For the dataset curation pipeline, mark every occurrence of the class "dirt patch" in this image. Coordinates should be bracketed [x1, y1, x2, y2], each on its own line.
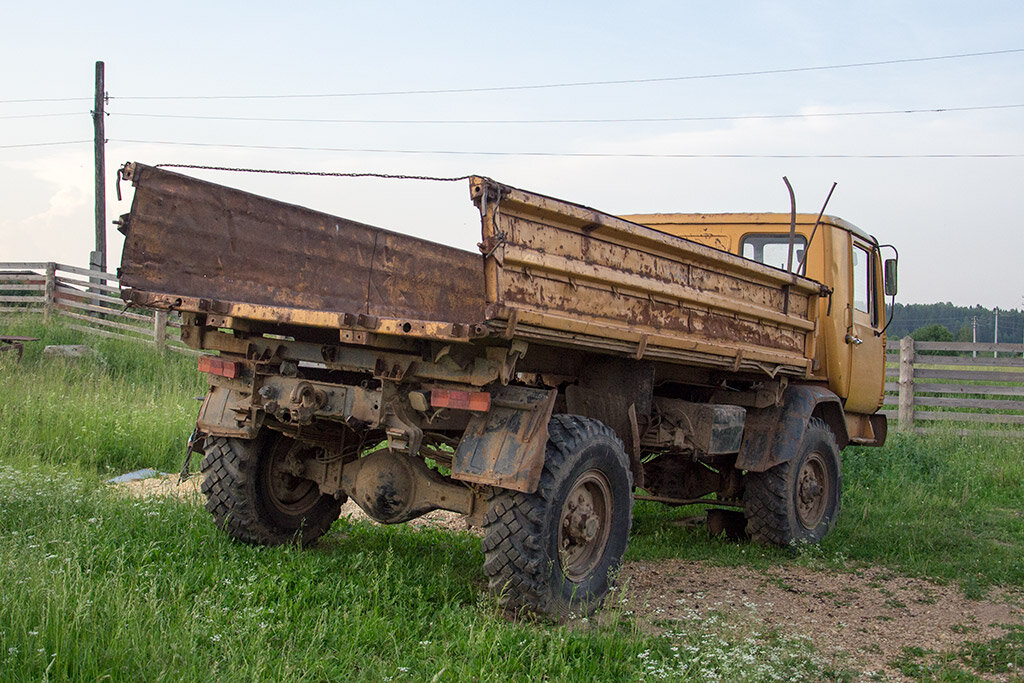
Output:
[111, 473, 479, 535]
[618, 560, 1024, 679]
[114, 473, 205, 504]
[113, 474, 1023, 679]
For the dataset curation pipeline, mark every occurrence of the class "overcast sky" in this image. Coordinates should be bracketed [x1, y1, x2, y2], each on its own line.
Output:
[2, 1, 1022, 309]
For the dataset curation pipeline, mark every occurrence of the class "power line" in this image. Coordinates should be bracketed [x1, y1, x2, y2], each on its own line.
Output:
[110, 138, 1024, 158]
[108, 48, 1024, 101]
[5, 48, 1022, 107]
[0, 112, 86, 120]
[0, 96, 91, 105]
[108, 103, 1024, 126]
[0, 140, 91, 150]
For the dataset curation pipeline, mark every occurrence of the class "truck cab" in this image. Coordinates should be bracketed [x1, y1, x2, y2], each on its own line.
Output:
[620, 212, 891, 446]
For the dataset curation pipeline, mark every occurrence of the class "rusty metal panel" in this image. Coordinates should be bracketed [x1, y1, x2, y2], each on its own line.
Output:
[119, 163, 485, 328]
[452, 385, 557, 493]
[470, 177, 820, 376]
[196, 384, 259, 439]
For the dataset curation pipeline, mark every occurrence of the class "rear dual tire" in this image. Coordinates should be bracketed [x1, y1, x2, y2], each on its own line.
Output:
[200, 431, 342, 546]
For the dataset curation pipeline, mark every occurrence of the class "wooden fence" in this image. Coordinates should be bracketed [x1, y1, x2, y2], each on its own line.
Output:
[0, 261, 190, 352]
[5, 262, 1024, 436]
[883, 338, 1024, 437]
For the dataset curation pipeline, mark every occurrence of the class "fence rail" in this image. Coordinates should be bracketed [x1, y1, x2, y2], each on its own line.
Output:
[0, 261, 190, 353]
[883, 337, 1024, 437]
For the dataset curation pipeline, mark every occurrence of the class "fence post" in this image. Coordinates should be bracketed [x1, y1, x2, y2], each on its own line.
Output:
[42, 262, 57, 323]
[153, 310, 168, 353]
[898, 335, 915, 432]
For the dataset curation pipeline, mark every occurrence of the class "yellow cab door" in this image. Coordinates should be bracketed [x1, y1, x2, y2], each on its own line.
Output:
[844, 238, 886, 413]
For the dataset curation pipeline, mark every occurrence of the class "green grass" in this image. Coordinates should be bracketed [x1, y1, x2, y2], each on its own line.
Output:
[0, 315, 203, 474]
[0, 462, 844, 681]
[887, 626, 1024, 681]
[0, 317, 845, 681]
[627, 432, 1024, 595]
[1, 316, 1022, 680]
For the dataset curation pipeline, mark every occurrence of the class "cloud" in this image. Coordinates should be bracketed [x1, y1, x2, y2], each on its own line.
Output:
[1, 150, 93, 265]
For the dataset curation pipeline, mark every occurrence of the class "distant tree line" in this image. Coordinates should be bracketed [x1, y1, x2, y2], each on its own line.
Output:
[883, 302, 1024, 343]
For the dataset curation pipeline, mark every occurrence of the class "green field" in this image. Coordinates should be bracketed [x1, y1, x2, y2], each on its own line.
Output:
[1, 316, 1022, 681]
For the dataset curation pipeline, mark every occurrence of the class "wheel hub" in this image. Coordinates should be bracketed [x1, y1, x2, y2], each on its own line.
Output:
[264, 441, 321, 515]
[795, 453, 828, 529]
[557, 470, 613, 582]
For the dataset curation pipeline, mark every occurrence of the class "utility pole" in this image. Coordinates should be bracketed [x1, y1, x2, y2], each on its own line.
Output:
[972, 316, 977, 358]
[91, 60, 106, 275]
[993, 307, 999, 359]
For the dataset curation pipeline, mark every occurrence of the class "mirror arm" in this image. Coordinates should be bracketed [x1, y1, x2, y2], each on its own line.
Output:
[876, 244, 900, 337]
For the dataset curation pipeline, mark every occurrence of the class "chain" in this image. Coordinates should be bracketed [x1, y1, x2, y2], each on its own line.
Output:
[153, 163, 474, 183]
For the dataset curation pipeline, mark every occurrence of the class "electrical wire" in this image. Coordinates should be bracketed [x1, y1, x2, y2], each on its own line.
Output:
[107, 48, 1024, 101]
[5, 48, 1022, 106]
[0, 112, 86, 120]
[0, 96, 91, 105]
[107, 103, 1024, 125]
[0, 140, 91, 150]
[109, 138, 1024, 158]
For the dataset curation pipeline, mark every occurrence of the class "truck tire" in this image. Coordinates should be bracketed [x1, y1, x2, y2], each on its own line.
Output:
[743, 417, 842, 546]
[482, 415, 634, 619]
[200, 432, 343, 546]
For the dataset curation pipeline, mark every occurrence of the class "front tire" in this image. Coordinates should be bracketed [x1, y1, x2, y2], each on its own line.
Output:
[744, 418, 842, 546]
[200, 431, 343, 546]
[482, 415, 634, 618]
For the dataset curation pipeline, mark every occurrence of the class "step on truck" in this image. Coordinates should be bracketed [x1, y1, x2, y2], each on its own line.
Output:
[117, 163, 896, 618]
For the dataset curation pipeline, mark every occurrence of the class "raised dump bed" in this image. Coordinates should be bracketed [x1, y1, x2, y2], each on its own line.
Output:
[119, 163, 822, 378]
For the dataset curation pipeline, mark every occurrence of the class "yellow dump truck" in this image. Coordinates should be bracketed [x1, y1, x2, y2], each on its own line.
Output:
[117, 163, 896, 617]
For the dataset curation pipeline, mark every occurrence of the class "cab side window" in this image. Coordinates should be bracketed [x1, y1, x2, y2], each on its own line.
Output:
[852, 243, 876, 324]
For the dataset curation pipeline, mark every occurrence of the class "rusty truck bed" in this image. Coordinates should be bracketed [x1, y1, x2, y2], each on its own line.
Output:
[119, 163, 824, 377]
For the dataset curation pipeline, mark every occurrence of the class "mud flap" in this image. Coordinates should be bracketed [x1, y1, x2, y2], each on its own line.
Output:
[196, 385, 259, 439]
[735, 384, 845, 472]
[452, 386, 557, 493]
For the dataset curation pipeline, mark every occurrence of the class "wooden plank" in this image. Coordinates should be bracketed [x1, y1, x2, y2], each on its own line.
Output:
[167, 343, 201, 356]
[914, 411, 1024, 425]
[884, 382, 899, 392]
[0, 295, 45, 303]
[54, 276, 121, 297]
[0, 283, 45, 291]
[915, 396, 1024, 411]
[913, 368, 1024, 382]
[57, 297, 154, 323]
[55, 263, 119, 282]
[887, 340, 1024, 353]
[915, 427, 1024, 439]
[56, 284, 123, 307]
[909, 355, 1024, 368]
[65, 323, 152, 344]
[0, 305, 43, 313]
[60, 310, 155, 336]
[912, 382, 1024, 397]
[914, 341, 1024, 353]
[898, 335, 915, 431]
[0, 262, 48, 269]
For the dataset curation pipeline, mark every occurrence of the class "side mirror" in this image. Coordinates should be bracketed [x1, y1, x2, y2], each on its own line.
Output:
[883, 258, 898, 296]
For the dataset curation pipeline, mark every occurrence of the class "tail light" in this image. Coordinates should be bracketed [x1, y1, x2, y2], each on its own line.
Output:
[430, 389, 490, 412]
[198, 355, 242, 379]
